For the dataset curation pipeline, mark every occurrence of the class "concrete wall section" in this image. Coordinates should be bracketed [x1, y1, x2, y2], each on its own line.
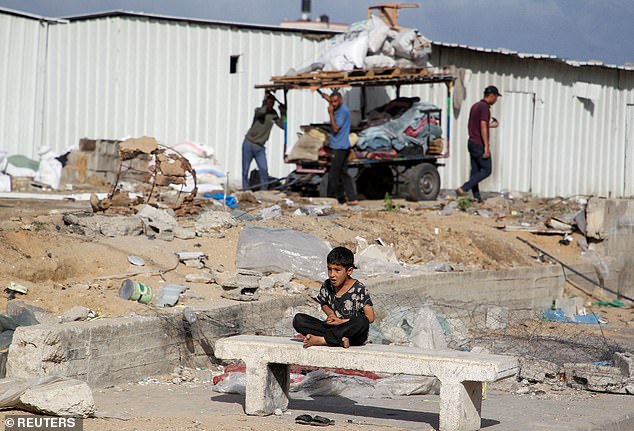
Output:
[6, 295, 307, 387]
[367, 265, 565, 313]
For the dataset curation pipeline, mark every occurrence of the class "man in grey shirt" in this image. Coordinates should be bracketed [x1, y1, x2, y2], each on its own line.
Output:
[242, 93, 285, 190]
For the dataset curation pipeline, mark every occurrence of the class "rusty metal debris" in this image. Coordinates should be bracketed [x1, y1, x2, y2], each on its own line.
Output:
[90, 136, 198, 214]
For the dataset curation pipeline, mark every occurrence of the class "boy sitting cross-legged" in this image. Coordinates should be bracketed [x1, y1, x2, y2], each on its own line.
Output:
[293, 246, 375, 348]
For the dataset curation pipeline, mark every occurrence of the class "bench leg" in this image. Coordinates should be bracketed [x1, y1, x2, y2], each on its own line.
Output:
[439, 380, 482, 431]
[244, 362, 289, 416]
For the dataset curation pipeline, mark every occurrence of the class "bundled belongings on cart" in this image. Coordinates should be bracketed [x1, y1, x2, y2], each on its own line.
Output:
[287, 96, 444, 163]
[356, 99, 442, 154]
[288, 15, 432, 74]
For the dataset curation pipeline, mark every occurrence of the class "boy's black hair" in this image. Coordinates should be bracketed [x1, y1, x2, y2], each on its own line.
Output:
[327, 246, 356, 269]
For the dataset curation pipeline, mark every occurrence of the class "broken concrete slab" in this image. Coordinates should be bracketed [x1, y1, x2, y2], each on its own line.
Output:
[518, 357, 561, 383]
[564, 362, 632, 394]
[221, 290, 260, 302]
[19, 378, 95, 417]
[185, 272, 215, 284]
[60, 306, 93, 323]
[258, 272, 294, 292]
[195, 210, 236, 234]
[614, 352, 634, 378]
[63, 213, 144, 237]
[136, 205, 195, 240]
[221, 274, 260, 290]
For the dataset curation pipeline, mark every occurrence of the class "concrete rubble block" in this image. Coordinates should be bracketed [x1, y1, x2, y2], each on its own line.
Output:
[185, 272, 215, 284]
[195, 210, 237, 234]
[221, 274, 261, 290]
[136, 205, 195, 240]
[518, 357, 561, 383]
[7, 300, 56, 326]
[564, 362, 631, 394]
[258, 272, 294, 291]
[63, 213, 143, 237]
[19, 379, 95, 418]
[614, 352, 634, 378]
[585, 197, 608, 240]
[61, 306, 92, 323]
[6, 316, 183, 387]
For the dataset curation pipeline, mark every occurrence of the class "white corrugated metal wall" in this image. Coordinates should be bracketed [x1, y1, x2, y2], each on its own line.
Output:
[0, 12, 47, 158]
[42, 16, 329, 181]
[430, 46, 634, 198]
[2, 9, 634, 197]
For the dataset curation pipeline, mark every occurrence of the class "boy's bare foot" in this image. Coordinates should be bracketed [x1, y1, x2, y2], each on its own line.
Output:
[456, 187, 466, 196]
[346, 200, 359, 206]
[303, 334, 328, 348]
[341, 337, 350, 348]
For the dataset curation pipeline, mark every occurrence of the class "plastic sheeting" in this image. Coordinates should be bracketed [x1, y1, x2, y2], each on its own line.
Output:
[236, 225, 330, 281]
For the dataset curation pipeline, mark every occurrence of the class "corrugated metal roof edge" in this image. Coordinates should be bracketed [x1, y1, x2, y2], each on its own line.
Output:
[0, 6, 66, 23]
[60, 9, 340, 35]
[433, 42, 634, 73]
[2, 7, 632, 73]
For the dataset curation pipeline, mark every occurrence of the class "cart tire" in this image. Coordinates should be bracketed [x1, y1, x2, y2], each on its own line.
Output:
[318, 174, 329, 198]
[406, 163, 440, 201]
[357, 166, 394, 200]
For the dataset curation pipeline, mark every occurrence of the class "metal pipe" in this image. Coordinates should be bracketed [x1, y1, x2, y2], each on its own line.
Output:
[516, 236, 633, 303]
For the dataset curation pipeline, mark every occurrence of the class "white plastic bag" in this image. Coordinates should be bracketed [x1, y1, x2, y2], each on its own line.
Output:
[34, 147, 62, 189]
[393, 29, 417, 59]
[320, 32, 369, 71]
[236, 225, 330, 281]
[364, 54, 396, 69]
[366, 16, 390, 54]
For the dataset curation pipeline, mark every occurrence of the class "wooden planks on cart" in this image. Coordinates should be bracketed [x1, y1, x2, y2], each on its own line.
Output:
[257, 67, 455, 90]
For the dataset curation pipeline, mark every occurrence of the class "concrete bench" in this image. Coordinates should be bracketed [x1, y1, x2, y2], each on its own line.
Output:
[215, 335, 518, 431]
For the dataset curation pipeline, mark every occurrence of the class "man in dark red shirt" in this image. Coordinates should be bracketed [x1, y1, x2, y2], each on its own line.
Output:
[457, 86, 501, 202]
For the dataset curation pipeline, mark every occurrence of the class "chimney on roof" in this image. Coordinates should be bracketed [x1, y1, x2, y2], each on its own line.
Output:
[301, 0, 311, 21]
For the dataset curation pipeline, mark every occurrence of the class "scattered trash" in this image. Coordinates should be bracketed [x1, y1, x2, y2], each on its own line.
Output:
[236, 226, 330, 281]
[155, 284, 186, 307]
[259, 205, 282, 220]
[295, 414, 335, 426]
[6, 282, 27, 295]
[439, 201, 457, 216]
[203, 192, 238, 208]
[118, 279, 153, 305]
[127, 255, 145, 266]
[231, 209, 260, 222]
[543, 309, 606, 325]
[593, 299, 626, 308]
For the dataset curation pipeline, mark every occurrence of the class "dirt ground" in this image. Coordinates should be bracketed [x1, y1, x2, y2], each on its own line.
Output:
[0, 191, 589, 318]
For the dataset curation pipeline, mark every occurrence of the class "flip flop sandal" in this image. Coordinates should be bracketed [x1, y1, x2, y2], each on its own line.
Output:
[311, 415, 335, 426]
[295, 414, 313, 425]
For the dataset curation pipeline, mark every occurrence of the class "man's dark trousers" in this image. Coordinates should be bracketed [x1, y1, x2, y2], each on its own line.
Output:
[461, 140, 492, 201]
[327, 149, 357, 203]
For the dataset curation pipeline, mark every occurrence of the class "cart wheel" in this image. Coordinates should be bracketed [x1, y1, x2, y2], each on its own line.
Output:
[406, 163, 440, 201]
[357, 166, 394, 200]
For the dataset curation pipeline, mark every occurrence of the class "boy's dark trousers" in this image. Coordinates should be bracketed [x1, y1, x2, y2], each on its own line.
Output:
[293, 313, 369, 346]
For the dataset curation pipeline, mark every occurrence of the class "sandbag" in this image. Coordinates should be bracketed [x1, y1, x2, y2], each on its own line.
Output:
[288, 134, 322, 162]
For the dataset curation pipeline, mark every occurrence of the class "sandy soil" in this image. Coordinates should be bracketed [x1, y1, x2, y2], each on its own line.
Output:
[0, 192, 592, 318]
